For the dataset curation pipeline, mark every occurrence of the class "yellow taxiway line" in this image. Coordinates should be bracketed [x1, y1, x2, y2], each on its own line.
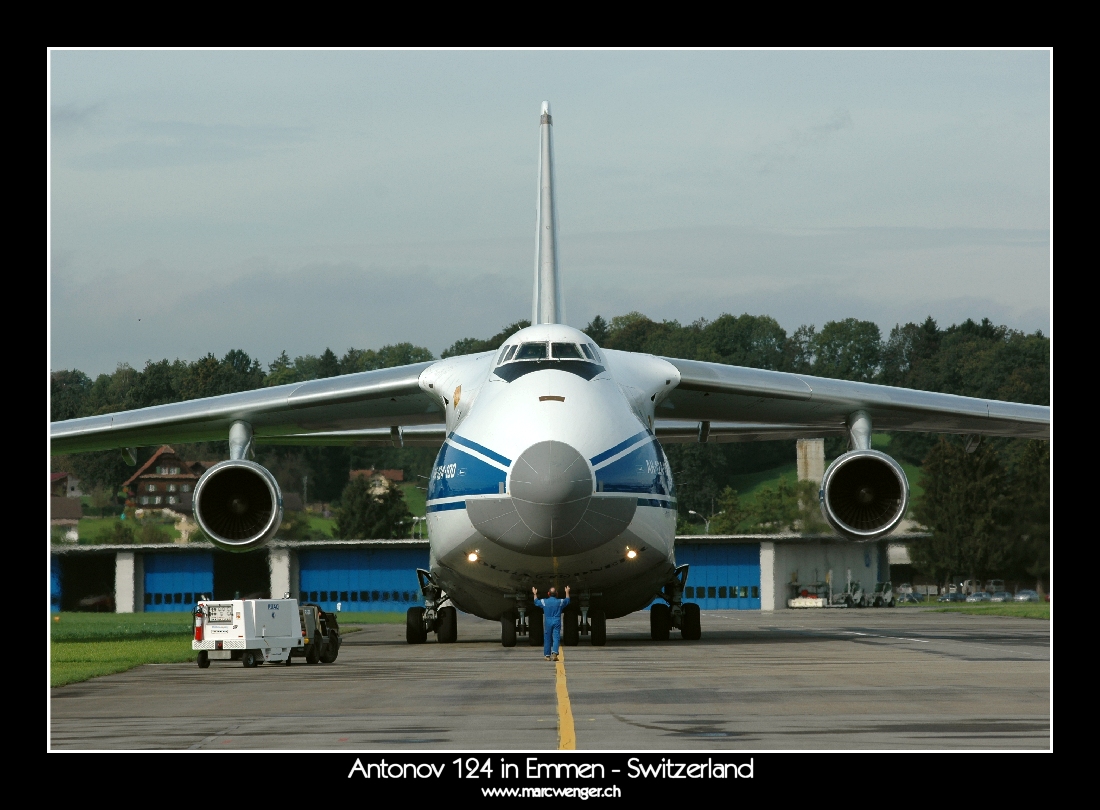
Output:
[555, 649, 576, 750]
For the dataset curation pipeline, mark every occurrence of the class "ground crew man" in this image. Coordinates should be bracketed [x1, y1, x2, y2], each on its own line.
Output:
[532, 585, 571, 661]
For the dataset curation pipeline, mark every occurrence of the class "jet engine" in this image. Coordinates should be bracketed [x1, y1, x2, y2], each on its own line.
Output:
[819, 449, 909, 541]
[193, 460, 283, 553]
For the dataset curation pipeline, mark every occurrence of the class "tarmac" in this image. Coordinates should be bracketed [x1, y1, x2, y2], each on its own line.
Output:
[49, 608, 1050, 750]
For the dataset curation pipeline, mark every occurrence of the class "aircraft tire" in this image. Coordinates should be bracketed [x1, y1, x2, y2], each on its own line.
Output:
[501, 611, 517, 647]
[650, 603, 671, 641]
[681, 603, 701, 641]
[562, 611, 579, 646]
[406, 607, 427, 644]
[590, 610, 606, 646]
[528, 607, 544, 647]
[437, 606, 458, 643]
[197, 651, 210, 669]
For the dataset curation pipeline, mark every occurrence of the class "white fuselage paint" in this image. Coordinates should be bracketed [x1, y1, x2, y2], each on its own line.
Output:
[418, 323, 682, 620]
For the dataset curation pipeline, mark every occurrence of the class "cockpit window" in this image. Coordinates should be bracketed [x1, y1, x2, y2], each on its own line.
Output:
[502, 345, 517, 363]
[551, 342, 584, 360]
[587, 344, 602, 362]
[514, 342, 549, 360]
[496, 345, 511, 364]
[580, 344, 594, 360]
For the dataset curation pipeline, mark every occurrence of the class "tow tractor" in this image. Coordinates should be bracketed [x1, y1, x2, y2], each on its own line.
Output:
[193, 597, 341, 668]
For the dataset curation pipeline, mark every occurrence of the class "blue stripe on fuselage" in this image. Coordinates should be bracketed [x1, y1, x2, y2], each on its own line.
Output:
[595, 439, 676, 496]
[429, 442, 507, 500]
[427, 501, 467, 513]
[589, 430, 650, 467]
[447, 433, 511, 467]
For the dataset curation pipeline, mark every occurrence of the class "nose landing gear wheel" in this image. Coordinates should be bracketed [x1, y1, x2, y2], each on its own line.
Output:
[501, 611, 517, 647]
[680, 603, 701, 640]
[436, 606, 458, 643]
[406, 607, 427, 644]
[528, 607, 544, 647]
[562, 611, 580, 646]
[650, 603, 671, 641]
[590, 610, 606, 646]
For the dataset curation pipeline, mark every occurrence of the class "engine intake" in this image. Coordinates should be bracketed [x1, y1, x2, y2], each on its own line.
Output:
[819, 449, 909, 541]
[193, 460, 283, 553]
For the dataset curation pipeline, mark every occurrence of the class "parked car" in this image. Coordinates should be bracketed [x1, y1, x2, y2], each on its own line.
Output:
[937, 592, 967, 603]
[897, 593, 923, 604]
[990, 591, 1014, 602]
[1014, 589, 1040, 602]
[965, 591, 992, 603]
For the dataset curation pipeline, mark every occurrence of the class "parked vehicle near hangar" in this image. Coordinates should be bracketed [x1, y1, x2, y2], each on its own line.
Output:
[1014, 589, 1040, 602]
[870, 581, 896, 607]
[193, 598, 341, 668]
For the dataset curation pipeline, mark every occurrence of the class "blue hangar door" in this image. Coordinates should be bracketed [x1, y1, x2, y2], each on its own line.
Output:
[144, 552, 214, 612]
[675, 543, 761, 609]
[299, 548, 430, 612]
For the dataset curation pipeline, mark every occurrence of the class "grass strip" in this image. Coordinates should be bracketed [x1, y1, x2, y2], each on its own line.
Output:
[51, 636, 194, 687]
[928, 602, 1049, 620]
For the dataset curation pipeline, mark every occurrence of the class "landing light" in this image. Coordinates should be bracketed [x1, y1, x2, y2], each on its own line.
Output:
[467, 552, 479, 563]
[626, 548, 637, 559]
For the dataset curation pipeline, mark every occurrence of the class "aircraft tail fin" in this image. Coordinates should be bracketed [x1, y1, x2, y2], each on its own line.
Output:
[533, 101, 563, 325]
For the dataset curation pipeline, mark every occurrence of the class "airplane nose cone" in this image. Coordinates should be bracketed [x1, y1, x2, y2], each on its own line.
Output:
[465, 441, 638, 557]
[510, 441, 592, 531]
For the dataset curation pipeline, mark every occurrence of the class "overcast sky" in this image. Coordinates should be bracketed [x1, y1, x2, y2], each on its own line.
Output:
[49, 50, 1051, 377]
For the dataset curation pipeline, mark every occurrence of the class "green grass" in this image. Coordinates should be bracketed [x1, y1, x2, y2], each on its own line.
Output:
[50, 613, 195, 687]
[74, 516, 182, 544]
[333, 612, 405, 624]
[307, 515, 336, 537]
[928, 602, 1049, 620]
[52, 636, 194, 687]
[400, 483, 427, 517]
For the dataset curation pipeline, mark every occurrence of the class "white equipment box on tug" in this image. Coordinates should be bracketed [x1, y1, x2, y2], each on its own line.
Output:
[193, 598, 304, 668]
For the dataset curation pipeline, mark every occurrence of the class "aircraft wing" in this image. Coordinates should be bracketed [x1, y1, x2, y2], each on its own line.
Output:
[50, 361, 445, 455]
[656, 357, 1049, 439]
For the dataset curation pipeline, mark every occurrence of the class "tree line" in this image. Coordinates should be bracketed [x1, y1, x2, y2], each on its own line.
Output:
[50, 311, 1048, 587]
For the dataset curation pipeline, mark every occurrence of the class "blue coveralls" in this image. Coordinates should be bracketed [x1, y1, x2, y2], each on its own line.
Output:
[534, 595, 570, 656]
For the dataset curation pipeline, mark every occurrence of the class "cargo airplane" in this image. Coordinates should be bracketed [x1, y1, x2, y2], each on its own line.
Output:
[50, 103, 1050, 647]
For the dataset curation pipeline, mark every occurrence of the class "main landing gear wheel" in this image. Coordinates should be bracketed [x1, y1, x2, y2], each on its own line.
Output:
[650, 603, 671, 641]
[562, 611, 580, 646]
[197, 651, 210, 669]
[681, 603, 701, 640]
[528, 607, 544, 647]
[590, 610, 606, 647]
[501, 611, 517, 647]
[436, 606, 458, 644]
[406, 607, 427, 644]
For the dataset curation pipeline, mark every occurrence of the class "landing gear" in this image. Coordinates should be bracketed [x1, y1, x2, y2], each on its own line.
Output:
[652, 564, 701, 641]
[408, 569, 460, 644]
[436, 606, 458, 644]
[406, 607, 427, 644]
[590, 610, 607, 647]
[562, 609, 579, 646]
[501, 610, 517, 647]
[650, 603, 671, 641]
[681, 603, 701, 641]
[528, 606, 544, 647]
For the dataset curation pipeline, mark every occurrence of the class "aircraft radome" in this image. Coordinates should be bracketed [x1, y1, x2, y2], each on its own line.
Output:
[51, 102, 1050, 647]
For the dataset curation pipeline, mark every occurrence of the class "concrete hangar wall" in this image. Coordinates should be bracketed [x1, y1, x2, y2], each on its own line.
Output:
[52, 534, 897, 615]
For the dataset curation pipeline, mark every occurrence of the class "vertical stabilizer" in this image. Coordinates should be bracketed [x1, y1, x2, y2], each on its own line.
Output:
[533, 101, 563, 325]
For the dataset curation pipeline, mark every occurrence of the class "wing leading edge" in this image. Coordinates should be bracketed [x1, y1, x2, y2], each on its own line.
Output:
[50, 361, 444, 455]
[656, 357, 1049, 440]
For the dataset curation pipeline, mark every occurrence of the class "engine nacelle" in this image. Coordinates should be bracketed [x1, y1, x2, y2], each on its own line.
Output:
[819, 449, 909, 541]
[193, 460, 283, 553]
